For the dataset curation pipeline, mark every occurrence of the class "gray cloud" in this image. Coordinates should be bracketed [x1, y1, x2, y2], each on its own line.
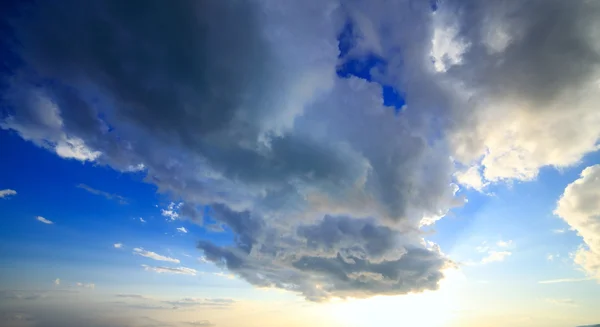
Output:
[183, 321, 214, 327]
[6, 0, 596, 302]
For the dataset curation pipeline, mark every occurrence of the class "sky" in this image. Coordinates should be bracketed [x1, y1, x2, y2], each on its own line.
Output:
[1, 0, 600, 326]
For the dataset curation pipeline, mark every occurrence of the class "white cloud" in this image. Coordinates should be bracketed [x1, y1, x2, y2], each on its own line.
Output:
[36, 216, 53, 224]
[54, 278, 60, 285]
[545, 298, 576, 306]
[0, 189, 17, 198]
[133, 248, 180, 263]
[481, 251, 512, 264]
[161, 202, 182, 221]
[176, 227, 188, 233]
[455, 166, 487, 191]
[553, 229, 567, 234]
[555, 165, 600, 280]
[75, 282, 95, 289]
[113, 243, 123, 249]
[141, 265, 197, 276]
[497, 240, 513, 248]
[139, 217, 146, 223]
[213, 272, 235, 279]
[547, 254, 555, 262]
[538, 277, 592, 284]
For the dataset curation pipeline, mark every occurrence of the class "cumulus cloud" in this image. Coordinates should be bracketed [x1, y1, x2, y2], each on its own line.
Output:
[2, 0, 600, 301]
[133, 248, 180, 264]
[0, 189, 17, 198]
[77, 184, 128, 204]
[114, 243, 123, 249]
[555, 165, 600, 280]
[141, 265, 197, 276]
[36, 216, 53, 224]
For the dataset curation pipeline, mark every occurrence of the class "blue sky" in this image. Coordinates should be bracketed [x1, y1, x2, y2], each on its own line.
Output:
[2, 1, 600, 327]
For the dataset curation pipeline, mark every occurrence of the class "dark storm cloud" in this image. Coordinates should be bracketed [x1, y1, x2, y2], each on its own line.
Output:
[1, 0, 461, 300]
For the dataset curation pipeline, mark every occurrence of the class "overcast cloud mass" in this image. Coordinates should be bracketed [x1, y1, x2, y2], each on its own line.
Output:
[2, 0, 600, 310]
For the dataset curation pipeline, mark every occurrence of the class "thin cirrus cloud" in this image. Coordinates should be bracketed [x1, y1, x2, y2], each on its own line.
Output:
[76, 184, 128, 205]
[538, 277, 593, 284]
[141, 265, 197, 276]
[133, 248, 180, 264]
[35, 216, 53, 225]
[0, 189, 17, 198]
[176, 227, 188, 234]
[2, 0, 600, 302]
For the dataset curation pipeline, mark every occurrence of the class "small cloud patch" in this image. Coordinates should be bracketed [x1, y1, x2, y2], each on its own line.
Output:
[36, 216, 53, 224]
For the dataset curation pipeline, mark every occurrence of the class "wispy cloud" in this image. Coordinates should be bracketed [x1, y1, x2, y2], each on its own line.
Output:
[497, 240, 513, 247]
[552, 228, 567, 234]
[141, 265, 197, 276]
[0, 189, 17, 198]
[545, 298, 577, 306]
[164, 298, 235, 308]
[75, 282, 95, 289]
[115, 294, 151, 299]
[140, 217, 146, 223]
[538, 277, 592, 284]
[176, 227, 188, 233]
[77, 184, 128, 204]
[54, 278, 60, 285]
[133, 248, 180, 263]
[481, 251, 512, 264]
[114, 243, 123, 249]
[213, 272, 235, 279]
[36, 216, 53, 224]
[184, 321, 215, 327]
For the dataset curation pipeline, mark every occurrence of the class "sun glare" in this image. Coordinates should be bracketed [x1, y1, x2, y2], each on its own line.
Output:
[327, 269, 466, 327]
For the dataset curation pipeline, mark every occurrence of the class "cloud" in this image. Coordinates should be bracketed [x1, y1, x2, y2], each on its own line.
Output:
[115, 294, 150, 299]
[553, 229, 567, 234]
[545, 298, 577, 307]
[164, 298, 234, 308]
[555, 165, 600, 280]
[496, 240, 513, 248]
[77, 183, 128, 204]
[141, 265, 197, 276]
[162, 202, 182, 221]
[184, 321, 215, 327]
[54, 278, 60, 285]
[213, 272, 235, 280]
[481, 251, 511, 264]
[114, 243, 123, 249]
[176, 227, 188, 234]
[36, 216, 53, 224]
[0, 189, 17, 198]
[3, 0, 599, 301]
[538, 277, 592, 284]
[75, 282, 95, 289]
[133, 248, 180, 264]
[140, 217, 146, 223]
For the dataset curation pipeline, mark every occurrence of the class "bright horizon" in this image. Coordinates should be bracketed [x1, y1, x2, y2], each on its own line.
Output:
[1, 1, 600, 326]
